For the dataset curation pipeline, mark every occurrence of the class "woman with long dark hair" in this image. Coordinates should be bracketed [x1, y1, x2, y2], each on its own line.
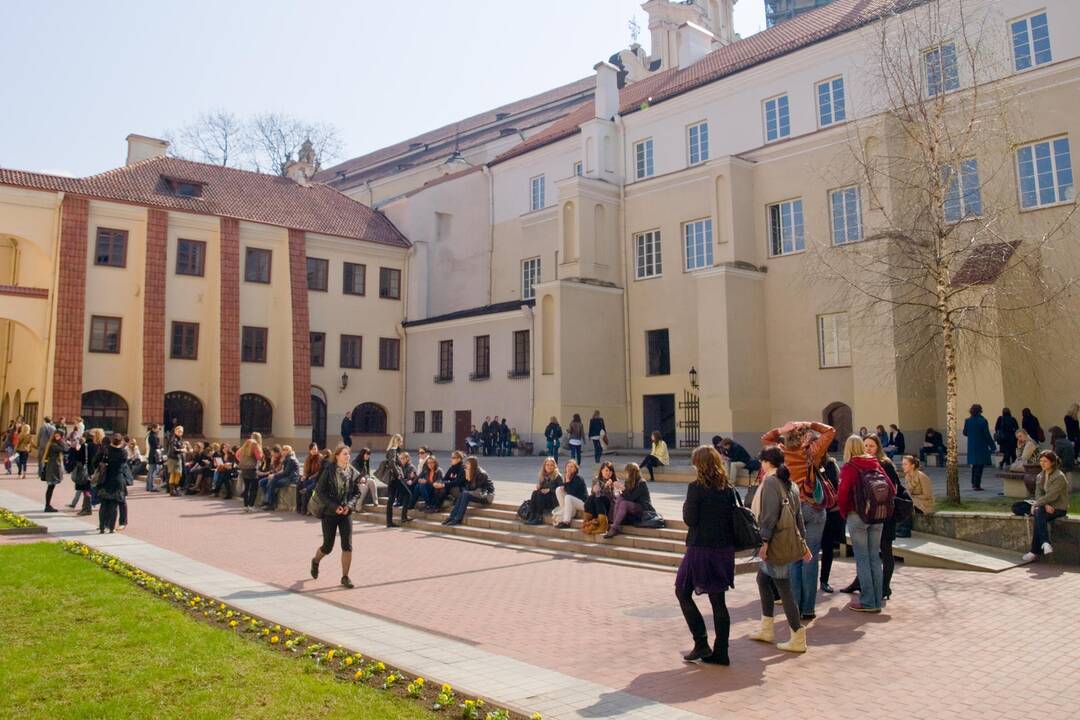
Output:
[96, 433, 128, 534]
[383, 434, 411, 528]
[443, 456, 494, 526]
[567, 413, 585, 465]
[40, 429, 66, 512]
[676, 445, 737, 665]
[310, 444, 360, 588]
[603, 463, 653, 538]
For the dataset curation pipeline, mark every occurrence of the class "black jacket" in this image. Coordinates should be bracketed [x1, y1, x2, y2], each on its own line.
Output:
[621, 480, 654, 512]
[443, 462, 466, 490]
[544, 423, 562, 441]
[97, 444, 128, 501]
[683, 484, 736, 548]
[1066, 415, 1080, 444]
[465, 469, 494, 496]
[587, 417, 606, 438]
[314, 462, 360, 517]
[889, 431, 906, 453]
[562, 474, 587, 501]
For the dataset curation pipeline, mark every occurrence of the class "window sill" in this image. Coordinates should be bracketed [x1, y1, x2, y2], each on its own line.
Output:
[634, 273, 663, 281]
[469, 373, 490, 381]
[507, 370, 530, 380]
[433, 375, 453, 384]
[819, 364, 852, 370]
[1019, 199, 1075, 214]
[767, 248, 807, 259]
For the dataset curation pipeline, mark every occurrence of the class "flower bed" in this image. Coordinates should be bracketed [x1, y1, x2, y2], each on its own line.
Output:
[59, 540, 540, 720]
[0, 507, 46, 535]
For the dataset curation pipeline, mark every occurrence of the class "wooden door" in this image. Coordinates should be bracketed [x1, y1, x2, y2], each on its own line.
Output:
[454, 411, 471, 452]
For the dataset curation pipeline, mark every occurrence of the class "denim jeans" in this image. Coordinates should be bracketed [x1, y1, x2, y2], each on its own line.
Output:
[262, 476, 292, 508]
[448, 490, 487, 523]
[1031, 507, 1067, 554]
[789, 502, 826, 615]
[847, 514, 885, 609]
[547, 441, 559, 462]
[146, 462, 159, 492]
[569, 442, 582, 464]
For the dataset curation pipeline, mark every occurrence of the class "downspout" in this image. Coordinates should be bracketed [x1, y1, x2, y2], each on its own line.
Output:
[483, 165, 494, 305]
[399, 248, 410, 438]
[525, 304, 536, 446]
[615, 115, 634, 450]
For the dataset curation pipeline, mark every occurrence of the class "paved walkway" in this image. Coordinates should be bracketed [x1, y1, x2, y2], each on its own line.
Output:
[4, 474, 1080, 719]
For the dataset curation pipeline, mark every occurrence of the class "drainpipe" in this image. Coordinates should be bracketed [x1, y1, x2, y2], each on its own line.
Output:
[615, 116, 633, 450]
[524, 303, 536, 446]
[483, 165, 494, 305]
[399, 249, 410, 438]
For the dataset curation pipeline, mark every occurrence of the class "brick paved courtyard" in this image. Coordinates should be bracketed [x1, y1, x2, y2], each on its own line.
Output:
[3, 470, 1079, 719]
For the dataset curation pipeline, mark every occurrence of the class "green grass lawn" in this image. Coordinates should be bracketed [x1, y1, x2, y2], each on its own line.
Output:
[935, 491, 1080, 514]
[0, 543, 438, 720]
[0, 516, 15, 529]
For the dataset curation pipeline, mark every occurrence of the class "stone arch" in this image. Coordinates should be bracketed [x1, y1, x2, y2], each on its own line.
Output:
[81, 389, 130, 435]
[164, 391, 204, 437]
[351, 402, 387, 434]
[13, 389, 21, 418]
[240, 393, 273, 436]
[823, 401, 853, 452]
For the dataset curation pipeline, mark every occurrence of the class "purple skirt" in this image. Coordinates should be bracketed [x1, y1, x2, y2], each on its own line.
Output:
[675, 545, 736, 595]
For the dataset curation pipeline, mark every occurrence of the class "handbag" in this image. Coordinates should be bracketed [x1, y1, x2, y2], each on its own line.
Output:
[637, 510, 666, 529]
[807, 451, 837, 511]
[766, 493, 809, 566]
[732, 490, 762, 551]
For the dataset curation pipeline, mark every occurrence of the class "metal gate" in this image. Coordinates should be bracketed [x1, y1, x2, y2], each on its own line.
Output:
[678, 390, 700, 449]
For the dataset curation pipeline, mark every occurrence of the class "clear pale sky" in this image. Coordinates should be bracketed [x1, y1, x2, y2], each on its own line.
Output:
[0, 1, 766, 177]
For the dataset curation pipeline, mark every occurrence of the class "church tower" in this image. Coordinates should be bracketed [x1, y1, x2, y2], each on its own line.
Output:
[641, 0, 736, 72]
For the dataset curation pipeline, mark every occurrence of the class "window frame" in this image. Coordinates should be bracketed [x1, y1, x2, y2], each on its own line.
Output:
[343, 262, 367, 296]
[815, 76, 846, 128]
[687, 121, 709, 166]
[645, 328, 671, 377]
[414, 411, 425, 434]
[309, 331, 326, 368]
[472, 335, 490, 380]
[378, 267, 401, 299]
[573, 161, 583, 177]
[1010, 11, 1052, 73]
[634, 229, 663, 280]
[922, 42, 960, 97]
[88, 315, 122, 354]
[437, 340, 454, 382]
[94, 227, 128, 268]
[521, 257, 541, 300]
[431, 410, 443, 434]
[829, 186, 863, 245]
[683, 218, 714, 272]
[763, 94, 791, 143]
[175, 238, 206, 277]
[767, 198, 806, 257]
[244, 247, 272, 284]
[1015, 135, 1074, 211]
[941, 158, 983, 222]
[169, 321, 199, 360]
[529, 174, 546, 212]
[634, 138, 655, 180]
[378, 337, 400, 371]
[511, 330, 530, 378]
[339, 334, 363, 369]
[240, 326, 268, 363]
[817, 312, 852, 369]
[306, 256, 329, 292]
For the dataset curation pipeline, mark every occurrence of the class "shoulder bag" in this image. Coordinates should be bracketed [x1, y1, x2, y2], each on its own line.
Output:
[732, 489, 762, 551]
[766, 491, 809, 566]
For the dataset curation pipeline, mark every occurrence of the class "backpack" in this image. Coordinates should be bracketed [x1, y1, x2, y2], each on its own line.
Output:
[853, 464, 895, 524]
[516, 500, 533, 521]
[732, 490, 762, 551]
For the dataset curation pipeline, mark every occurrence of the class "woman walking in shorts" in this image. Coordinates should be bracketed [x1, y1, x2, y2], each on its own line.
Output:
[310, 444, 361, 589]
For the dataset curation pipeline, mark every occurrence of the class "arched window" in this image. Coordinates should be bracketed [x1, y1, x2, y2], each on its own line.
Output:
[351, 402, 387, 434]
[164, 392, 204, 437]
[81, 390, 129, 434]
[240, 394, 273, 436]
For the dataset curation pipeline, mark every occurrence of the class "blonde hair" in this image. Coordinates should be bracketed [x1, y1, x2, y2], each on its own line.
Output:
[281, 444, 293, 455]
[388, 434, 403, 451]
[539, 456, 558, 481]
[249, 431, 262, 444]
[842, 435, 865, 462]
[90, 428, 105, 443]
[564, 459, 579, 478]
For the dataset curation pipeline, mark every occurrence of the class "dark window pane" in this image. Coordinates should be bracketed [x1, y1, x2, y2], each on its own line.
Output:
[310, 332, 325, 367]
[241, 326, 267, 363]
[244, 248, 271, 283]
[176, 239, 206, 276]
[379, 267, 401, 299]
[351, 402, 386, 434]
[170, 321, 199, 359]
[95, 228, 128, 268]
[473, 335, 490, 378]
[240, 393, 273, 435]
[343, 262, 366, 295]
[431, 410, 443, 433]
[80, 390, 129, 434]
[89, 316, 122, 353]
[306, 257, 328, 291]
[512, 330, 530, 376]
[414, 411, 425, 433]
[379, 338, 400, 370]
[437, 340, 453, 381]
[646, 329, 670, 376]
[340, 335, 362, 369]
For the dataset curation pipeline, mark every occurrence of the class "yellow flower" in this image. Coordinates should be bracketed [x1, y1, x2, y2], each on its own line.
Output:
[416, 677, 425, 686]
[219, 603, 226, 610]
[375, 661, 385, 671]
[270, 635, 280, 644]
[354, 670, 364, 682]
[229, 620, 238, 628]
[284, 629, 292, 637]
[344, 656, 354, 666]
[273, 624, 281, 631]
[326, 650, 336, 661]
[441, 684, 453, 694]
[226, 611, 234, 618]
[531, 713, 543, 720]
[285, 640, 294, 649]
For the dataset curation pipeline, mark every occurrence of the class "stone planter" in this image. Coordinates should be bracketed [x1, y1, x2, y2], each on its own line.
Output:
[0, 524, 47, 536]
[915, 512, 1079, 565]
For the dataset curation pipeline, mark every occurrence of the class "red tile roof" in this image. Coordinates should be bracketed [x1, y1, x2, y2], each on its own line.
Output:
[0, 156, 409, 248]
[494, 0, 917, 165]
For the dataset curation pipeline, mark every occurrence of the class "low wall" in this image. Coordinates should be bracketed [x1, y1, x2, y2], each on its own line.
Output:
[915, 512, 1080, 565]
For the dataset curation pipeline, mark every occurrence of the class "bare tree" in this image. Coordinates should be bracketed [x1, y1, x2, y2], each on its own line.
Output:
[247, 112, 343, 176]
[814, 0, 1076, 501]
[172, 110, 247, 167]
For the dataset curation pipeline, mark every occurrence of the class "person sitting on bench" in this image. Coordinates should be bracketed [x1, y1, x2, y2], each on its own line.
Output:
[918, 428, 946, 466]
[1019, 450, 1071, 563]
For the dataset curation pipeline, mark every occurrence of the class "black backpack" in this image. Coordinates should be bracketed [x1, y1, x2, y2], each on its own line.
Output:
[733, 491, 762, 551]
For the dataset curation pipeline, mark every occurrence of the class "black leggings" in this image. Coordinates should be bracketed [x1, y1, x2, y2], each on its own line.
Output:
[99, 499, 119, 532]
[385, 479, 411, 525]
[675, 585, 730, 650]
[320, 513, 353, 554]
[971, 464, 985, 489]
[820, 543, 836, 584]
[641, 455, 662, 481]
[757, 569, 801, 631]
[45, 484, 56, 507]
[242, 474, 258, 508]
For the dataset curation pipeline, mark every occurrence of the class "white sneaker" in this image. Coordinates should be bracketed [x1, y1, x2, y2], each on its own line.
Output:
[1021, 552, 1037, 563]
[1042, 542, 1053, 555]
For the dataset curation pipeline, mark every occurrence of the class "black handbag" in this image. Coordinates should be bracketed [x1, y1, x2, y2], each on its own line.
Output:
[637, 510, 666, 529]
[733, 490, 763, 551]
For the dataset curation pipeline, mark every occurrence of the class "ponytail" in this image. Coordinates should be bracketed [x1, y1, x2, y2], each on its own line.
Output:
[775, 465, 791, 486]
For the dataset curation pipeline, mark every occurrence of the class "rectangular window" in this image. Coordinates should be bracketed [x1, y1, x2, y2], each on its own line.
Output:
[310, 332, 325, 367]
[241, 326, 267, 363]
[94, 228, 128, 268]
[472, 335, 490, 379]
[1017, 136, 1074, 209]
[635, 229, 662, 279]
[573, 161, 583, 177]
[683, 219, 713, 271]
[431, 410, 443, 434]
[306, 257, 328, 291]
[530, 175, 545, 211]
[634, 138, 654, 179]
[923, 43, 959, 97]
[343, 262, 366, 296]
[645, 329, 670, 376]
[816, 77, 846, 127]
[176, 238, 206, 276]
[818, 313, 852, 368]
[339, 334, 362, 369]
[88, 315, 122, 353]
[521, 257, 541, 300]
[688, 122, 709, 165]
[437, 340, 453, 382]
[763, 94, 790, 142]
[829, 186, 862, 245]
[414, 411, 425, 434]
[378, 267, 401, 299]
[768, 199, 805, 256]
[511, 330, 530, 378]
[244, 247, 271, 283]
[169, 321, 199, 360]
[942, 159, 983, 222]
[379, 337, 400, 370]
[1011, 12, 1052, 72]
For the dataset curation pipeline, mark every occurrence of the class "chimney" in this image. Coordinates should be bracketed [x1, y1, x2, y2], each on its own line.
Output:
[285, 139, 317, 186]
[126, 134, 169, 166]
[593, 61, 620, 121]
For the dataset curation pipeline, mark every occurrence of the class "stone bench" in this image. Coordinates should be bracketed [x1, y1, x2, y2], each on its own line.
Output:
[915, 510, 1080, 565]
[254, 484, 298, 511]
[997, 466, 1038, 498]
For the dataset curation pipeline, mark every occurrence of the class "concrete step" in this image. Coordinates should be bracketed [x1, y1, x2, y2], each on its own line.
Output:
[892, 532, 1027, 573]
[482, 501, 689, 531]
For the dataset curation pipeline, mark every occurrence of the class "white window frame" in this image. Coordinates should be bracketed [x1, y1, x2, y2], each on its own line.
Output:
[683, 218, 713, 272]
[829, 186, 863, 245]
[767, 198, 805, 257]
[815, 76, 846, 128]
[817, 313, 851, 368]
[763, 94, 790, 143]
[922, 42, 959, 97]
[521, 257, 541, 299]
[1016, 136, 1074, 210]
[941, 158, 983, 223]
[529, 175, 545, 212]
[634, 138, 654, 180]
[573, 160, 583, 177]
[634, 229, 662, 279]
[1010, 11, 1052, 73]
[687, 121, 709, 166]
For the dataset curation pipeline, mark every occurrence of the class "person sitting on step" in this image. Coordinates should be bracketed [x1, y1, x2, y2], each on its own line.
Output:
[604, 463, 654, 538]
[554, 459, 587, 528]
[442, 456, 494, 526]
[524, 457, 562, 525]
